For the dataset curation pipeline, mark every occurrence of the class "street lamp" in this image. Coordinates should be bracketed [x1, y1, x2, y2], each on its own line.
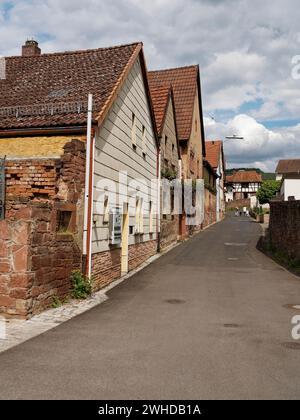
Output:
[225, 134, 245, 140]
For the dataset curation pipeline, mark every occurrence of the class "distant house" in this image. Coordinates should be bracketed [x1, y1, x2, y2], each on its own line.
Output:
[225, 170, 262, 202]
[148, 81, 181, 249]
[203, 159, 218, 226]
[205, 140, 226, 221]
[276, 159, 300, 201]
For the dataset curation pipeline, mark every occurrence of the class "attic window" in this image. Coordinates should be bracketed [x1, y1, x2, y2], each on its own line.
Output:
[132, 113, 137, 147]
[103, 196, 109, 224]
[142, 125, 146, 156]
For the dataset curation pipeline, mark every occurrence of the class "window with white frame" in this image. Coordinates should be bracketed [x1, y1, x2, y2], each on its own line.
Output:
[149, 200, 154, 233]
[103, 195, 109, 224]
[135, 196, 144, 234]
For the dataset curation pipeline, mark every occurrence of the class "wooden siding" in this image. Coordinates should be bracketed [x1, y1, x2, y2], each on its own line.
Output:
[180, 85, 203, 180]
[92, 57, 158, 254]
[161, 96, 180, 175]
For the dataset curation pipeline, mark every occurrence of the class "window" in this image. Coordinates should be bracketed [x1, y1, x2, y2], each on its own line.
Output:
[132, 113, 137, 147]
[149, 201, 154, 234]
[171, 188, 175, 221]
[142, 125, 146, 157]
[172, 144, 175, 153]
[195, 119, 198, 132]
[165, 136, 168, 147]
[103, 196, 109, 224]
[135, 197, 144, 234]
[57, 210, 72, 233]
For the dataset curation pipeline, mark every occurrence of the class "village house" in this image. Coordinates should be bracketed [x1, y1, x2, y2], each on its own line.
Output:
[225, 170, 262, 203]
[0, 40, 159, 318]
[203, 159, 218, 226]
[205, 140, 226, 222]
[148, 65, 207, 235]
[276, 159, 300, 201]
[148, 81, 181, 249]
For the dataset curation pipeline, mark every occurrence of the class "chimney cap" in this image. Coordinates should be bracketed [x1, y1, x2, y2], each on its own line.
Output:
[25, 39, 39, 46]
[22, 39, 41, 57]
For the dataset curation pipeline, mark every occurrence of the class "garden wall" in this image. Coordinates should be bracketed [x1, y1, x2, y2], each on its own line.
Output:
[269, 200, 300, 260]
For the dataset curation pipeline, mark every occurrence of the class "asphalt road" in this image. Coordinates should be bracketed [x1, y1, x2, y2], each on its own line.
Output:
[1, 215, 300, 400]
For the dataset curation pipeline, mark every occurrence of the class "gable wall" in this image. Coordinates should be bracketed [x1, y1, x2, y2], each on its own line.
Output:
[92, 56, 158, 254]
[181, 85, 203, 180]
[160, 97, 180, 175]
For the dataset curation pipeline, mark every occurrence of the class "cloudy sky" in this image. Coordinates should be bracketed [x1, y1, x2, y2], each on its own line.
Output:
[1, 0, 300, 171]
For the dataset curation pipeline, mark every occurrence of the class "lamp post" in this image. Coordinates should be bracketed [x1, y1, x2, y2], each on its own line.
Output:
[225, 134, 245, 140]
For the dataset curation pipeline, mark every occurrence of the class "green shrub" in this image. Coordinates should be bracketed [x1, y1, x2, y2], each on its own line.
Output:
[70, 270, 93, 300]
[256, 180, 281, 204]
[52, 296, 63, 308]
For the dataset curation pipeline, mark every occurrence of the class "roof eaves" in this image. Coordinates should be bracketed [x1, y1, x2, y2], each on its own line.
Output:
[95, 42, 143, 127]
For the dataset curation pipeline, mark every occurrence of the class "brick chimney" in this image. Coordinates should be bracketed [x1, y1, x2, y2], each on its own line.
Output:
[22, 40, 41, 57]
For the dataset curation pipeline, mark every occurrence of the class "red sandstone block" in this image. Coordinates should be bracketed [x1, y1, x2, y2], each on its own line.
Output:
[0, 295, 15, 308]
[10, 273, 33, 288]
[0, 240, 8, 258]
[0, 222, 10, 240]
[0, 261, 10, 273]
[10, 288, 29, 300]
[12, 245, 29, 272]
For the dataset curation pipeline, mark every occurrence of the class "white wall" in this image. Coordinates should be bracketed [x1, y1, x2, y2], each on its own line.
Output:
[282, 178, 300, 201]
[92, 57, 158, 254]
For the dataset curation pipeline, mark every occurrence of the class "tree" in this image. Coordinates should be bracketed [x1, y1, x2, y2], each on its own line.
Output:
[256, 180, 281, 204]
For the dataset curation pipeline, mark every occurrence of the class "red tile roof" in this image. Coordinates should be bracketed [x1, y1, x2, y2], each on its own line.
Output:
[226, 175, 234, 183]
[148, 82, 171, 135]
[227, 170, 262, 183]
[148, 66, 200, 142]
[205, 140, 223, 169]
[276, 159, 300, 174]
[0, 42, 142, 129]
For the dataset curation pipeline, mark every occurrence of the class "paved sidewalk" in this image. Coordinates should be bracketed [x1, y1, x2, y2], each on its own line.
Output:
[0, 292, 107, 354]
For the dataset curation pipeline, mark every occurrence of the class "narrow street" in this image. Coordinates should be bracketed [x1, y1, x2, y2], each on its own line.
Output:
[0, 215, 300, 400]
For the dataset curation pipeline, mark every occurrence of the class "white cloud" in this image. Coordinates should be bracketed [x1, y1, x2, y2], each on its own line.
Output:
[205, 114, 300, 171]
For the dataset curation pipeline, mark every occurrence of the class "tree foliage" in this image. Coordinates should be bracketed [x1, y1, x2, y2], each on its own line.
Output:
[256, 180, 281, 204]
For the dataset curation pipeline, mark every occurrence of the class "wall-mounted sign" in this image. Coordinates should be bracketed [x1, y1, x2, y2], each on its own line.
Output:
[0, 157, 5, 221]
[109, 207, 122, 246]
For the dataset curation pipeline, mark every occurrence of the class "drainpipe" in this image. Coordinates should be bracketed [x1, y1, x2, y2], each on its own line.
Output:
[157, 146, 161, 253]
[83, 94, 94, 278]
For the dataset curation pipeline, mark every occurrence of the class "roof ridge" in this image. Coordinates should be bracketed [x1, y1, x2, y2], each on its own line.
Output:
[6, 41, 142, 59]
[148, 64, 199, 74]
[279, 158, 300, 161]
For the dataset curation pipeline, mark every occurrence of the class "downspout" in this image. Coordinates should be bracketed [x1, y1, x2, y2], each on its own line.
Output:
[83, 94, 94, 278]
